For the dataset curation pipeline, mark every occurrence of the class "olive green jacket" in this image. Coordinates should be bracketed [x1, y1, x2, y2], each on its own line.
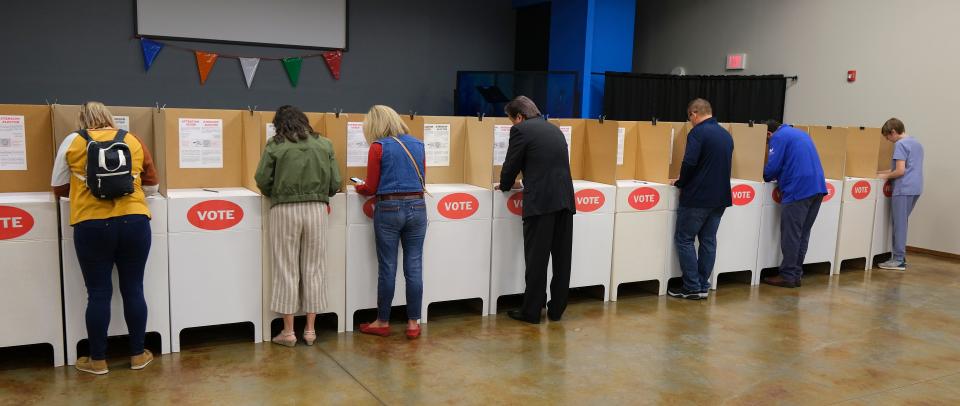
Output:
[255, 135, 341, 206]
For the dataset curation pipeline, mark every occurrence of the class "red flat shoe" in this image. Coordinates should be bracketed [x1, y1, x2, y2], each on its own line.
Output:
[406, 325, 421, 339]
[359, 323, 391, 337]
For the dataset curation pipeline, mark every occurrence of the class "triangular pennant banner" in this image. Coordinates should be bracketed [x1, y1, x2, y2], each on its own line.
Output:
[239, 57, 260, 88]
[322, 50, 342, 80]
[194, 51, 219, 85]
[140, 38, 164, 71]
[281, 57, 303, 87]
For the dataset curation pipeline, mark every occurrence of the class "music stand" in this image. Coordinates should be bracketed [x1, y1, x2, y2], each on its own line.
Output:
[476, 85, 510, 116]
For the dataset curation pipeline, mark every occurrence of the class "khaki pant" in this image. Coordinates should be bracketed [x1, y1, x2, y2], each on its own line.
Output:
[270, 201, 328, 314]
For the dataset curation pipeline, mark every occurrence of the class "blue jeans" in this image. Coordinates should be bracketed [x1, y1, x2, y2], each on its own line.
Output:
[674, 206, 726, 292]
[373, 199, 427, 321]
[73, 214, 151, 360]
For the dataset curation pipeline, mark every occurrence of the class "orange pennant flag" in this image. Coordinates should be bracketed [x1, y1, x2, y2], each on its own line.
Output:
[195, 51, 219, 85]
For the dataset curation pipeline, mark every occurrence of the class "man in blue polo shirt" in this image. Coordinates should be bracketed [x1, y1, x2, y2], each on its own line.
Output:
[761, 120, 827, 288]
[668, 99, 733, 300]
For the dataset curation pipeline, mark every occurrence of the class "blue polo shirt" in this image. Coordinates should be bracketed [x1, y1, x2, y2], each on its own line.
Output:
[675, 117, 733, 208]
[763, 125, 828, 204]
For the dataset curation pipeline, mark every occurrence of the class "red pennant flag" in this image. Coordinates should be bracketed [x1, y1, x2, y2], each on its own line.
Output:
[195, 51, 219, 85]
[322, 50, 342, 80]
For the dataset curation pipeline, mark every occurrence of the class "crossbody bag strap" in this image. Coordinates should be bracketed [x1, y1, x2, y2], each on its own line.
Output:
[390, 136, 431, 197]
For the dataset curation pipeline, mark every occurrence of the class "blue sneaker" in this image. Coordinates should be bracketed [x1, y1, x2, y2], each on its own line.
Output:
[878, 259, 906, 271]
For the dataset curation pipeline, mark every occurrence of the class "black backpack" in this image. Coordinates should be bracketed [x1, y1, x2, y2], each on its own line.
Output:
[77, 129, 135, 199]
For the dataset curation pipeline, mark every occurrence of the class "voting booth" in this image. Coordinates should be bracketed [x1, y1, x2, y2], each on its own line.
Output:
[156, 108, 263, 352]
[52, 105, 172, 363]
[710, 123, 767, 289]
[0, 105, 64, 366]
[756, 126, 844, 278]
[833, 127, 882, 274]
[246, 111, 348, 337]
[611, 121, 674, 298]
[870, 129, 895, 266]
[483, 117, 524, 315]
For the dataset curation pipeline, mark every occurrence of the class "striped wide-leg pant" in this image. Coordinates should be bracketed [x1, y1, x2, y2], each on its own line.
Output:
[270, 201, 328, 314]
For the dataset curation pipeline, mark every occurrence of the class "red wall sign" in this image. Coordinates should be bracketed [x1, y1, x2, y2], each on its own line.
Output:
[883, 180, 893, 198]
[851, 180, 871, 200]
[438, 193, 479, 220]
[627, 187, 660, 211]
[363, 198, 376, 219]
[506, 192, 524, 216]
[824, 182, 837, 203]
[575, 189, 605, 213]
[731, 184, 756, 206]
[0, 206, 35, 240]
[188, 200, 244, 230]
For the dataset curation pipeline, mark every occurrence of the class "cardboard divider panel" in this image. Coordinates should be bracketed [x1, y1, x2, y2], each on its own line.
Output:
[580, 120, 618, 185]
[727, 123, 767, 182]
[483, 117, 518, 182]
[632, 121, 672, 184]
[324, 113, 367, 188]
[548, 118, 587, 179]
[242, 111, 333, 191]
[154, 108, 247, 193]
[0, 105, 54, 193]
[844, 127, 882, 178]
[615, 121, 639, 180]
[875, 127, 894, 172]
[807, 126, 847, 180]
[667, 121, 689, 180]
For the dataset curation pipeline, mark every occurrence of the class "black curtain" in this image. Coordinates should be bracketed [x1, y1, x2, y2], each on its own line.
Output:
[514, 3, 551, 71]
[603, 73, 786, 123]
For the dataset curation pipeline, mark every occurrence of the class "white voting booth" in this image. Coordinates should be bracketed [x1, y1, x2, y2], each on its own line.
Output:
[248, 112, 348, 337]
[755, 126, 845, 277]
[870, 133, 895, 266]
[157, 108, 263, 352]
[833, 127, 883, 274]
[611, 121, 675, 298]
[489, 118, 618, 312]
[51, 105, 172, 364]
[0, 105, 63, 366]
[710, 123, 767, 289]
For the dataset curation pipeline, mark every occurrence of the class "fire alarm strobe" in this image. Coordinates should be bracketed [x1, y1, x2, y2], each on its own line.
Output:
[847, 70, 857, 82]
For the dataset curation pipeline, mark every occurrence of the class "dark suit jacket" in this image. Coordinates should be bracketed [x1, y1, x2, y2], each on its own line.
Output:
[498, 116, 576, 218]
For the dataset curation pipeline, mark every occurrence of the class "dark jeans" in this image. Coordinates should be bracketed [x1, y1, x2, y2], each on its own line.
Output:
[520, 210, 573, 320]
[73, 214, 151, 360]
[373, 199, 427, 321]
[779, 194, 823, 282]
[674, 206, 726, 292]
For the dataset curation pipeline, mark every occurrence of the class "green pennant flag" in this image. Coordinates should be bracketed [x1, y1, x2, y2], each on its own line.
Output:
[281, 57, 303, 87]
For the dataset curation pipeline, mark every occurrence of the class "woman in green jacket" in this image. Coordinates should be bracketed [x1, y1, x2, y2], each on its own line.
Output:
[255, 105, 341, 347]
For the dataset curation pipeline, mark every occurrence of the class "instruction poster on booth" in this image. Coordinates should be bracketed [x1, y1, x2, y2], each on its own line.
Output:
[559, 125, 572, 161]
[617, 127, 626, 165]
[265, 123, 276, 141]
[0, 115, 27, 171]
[178, 118, 223, 169]
[347, 121, 368, 167]
[113, 116, 130, 131]
[493, 124, 512, 165]
[423, 123, 450, 167]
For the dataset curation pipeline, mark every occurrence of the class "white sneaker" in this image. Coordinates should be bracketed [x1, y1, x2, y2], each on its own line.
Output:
[878, 259, 906, 271]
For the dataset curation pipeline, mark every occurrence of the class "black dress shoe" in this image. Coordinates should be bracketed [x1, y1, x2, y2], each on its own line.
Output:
[547, 313, 562, 322]
[507, 310, 540, 324]
[762, 275, 799, 288]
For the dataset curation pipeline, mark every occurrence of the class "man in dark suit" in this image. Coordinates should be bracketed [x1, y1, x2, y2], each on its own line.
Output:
[498, 96, 576, 324]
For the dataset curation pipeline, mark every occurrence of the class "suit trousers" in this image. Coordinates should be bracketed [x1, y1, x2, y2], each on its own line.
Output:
[520, 210, 573, 320]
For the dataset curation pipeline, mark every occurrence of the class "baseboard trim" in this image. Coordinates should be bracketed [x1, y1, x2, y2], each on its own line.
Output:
[907, 246, 960, 261]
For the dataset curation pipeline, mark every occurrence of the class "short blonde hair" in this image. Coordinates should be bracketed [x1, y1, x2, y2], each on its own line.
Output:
[78, 101, 116, 130]
[363, 105, 409, 144]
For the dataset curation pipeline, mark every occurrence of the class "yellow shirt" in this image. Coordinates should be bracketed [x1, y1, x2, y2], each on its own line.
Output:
[51, 129, 158, 225]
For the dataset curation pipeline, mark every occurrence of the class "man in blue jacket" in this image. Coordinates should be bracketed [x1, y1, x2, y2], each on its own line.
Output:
[668, 99, 733, 300]
[761, 120, 827, 288]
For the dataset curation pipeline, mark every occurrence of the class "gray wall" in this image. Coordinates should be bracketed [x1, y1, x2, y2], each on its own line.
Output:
[0, 0, 516, 115]
[634, 0, 960, 254]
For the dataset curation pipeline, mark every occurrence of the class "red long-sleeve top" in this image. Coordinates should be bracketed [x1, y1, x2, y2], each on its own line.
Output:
[355, 143, 426, 196]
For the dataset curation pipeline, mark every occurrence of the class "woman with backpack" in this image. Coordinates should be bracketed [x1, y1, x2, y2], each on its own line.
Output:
[51, 101, 160, 375]
[354, 105, 428, 339]
[255, 105, 341, 347]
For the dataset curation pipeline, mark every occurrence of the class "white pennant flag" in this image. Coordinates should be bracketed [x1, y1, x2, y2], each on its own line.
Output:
[239, 57, 260, 88]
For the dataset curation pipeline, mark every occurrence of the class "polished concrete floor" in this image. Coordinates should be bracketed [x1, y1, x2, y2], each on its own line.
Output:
[2, 253, 960, 405]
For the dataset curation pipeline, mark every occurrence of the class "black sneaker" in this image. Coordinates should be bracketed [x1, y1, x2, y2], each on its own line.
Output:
[667, 287, 702, 300]
[698, 290, 709, 299]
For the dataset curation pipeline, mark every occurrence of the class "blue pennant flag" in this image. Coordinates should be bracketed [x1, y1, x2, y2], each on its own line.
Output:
[140, 38, 164, 71]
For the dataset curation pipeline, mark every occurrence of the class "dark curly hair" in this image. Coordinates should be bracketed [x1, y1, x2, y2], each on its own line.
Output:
[272, 105, 317, 143]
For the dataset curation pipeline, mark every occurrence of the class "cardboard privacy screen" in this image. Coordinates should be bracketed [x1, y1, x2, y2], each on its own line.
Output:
[727, 123, 767, 182]
[807, 126, 847, 180]
[153, 108, 250, 193]
[0, 104, 54, 193]
[844, 127, 882, 178]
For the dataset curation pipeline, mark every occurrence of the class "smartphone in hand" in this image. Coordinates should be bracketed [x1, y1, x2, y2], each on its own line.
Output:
[350, 177, 364, 184]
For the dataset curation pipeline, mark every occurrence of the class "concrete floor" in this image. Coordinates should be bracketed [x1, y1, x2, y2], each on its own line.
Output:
[2, 254, 960, 405]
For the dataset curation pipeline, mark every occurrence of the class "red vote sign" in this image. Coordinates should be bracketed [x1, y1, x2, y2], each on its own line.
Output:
[363, 198, 376, 219]
[506, 192, 524, 216]
[824, 182, 837, 203]
[187, 200, 244, 230]
[575, 189, 605, 213]
[627, 187, 660, 211]
[772, 187, 783, 204]
[0, 206, 34, 240]
[438, 193, 479, 220]
[883, 180, 893, 198]
[731, 184, 756, 206]
[851, 180, 871, 200]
